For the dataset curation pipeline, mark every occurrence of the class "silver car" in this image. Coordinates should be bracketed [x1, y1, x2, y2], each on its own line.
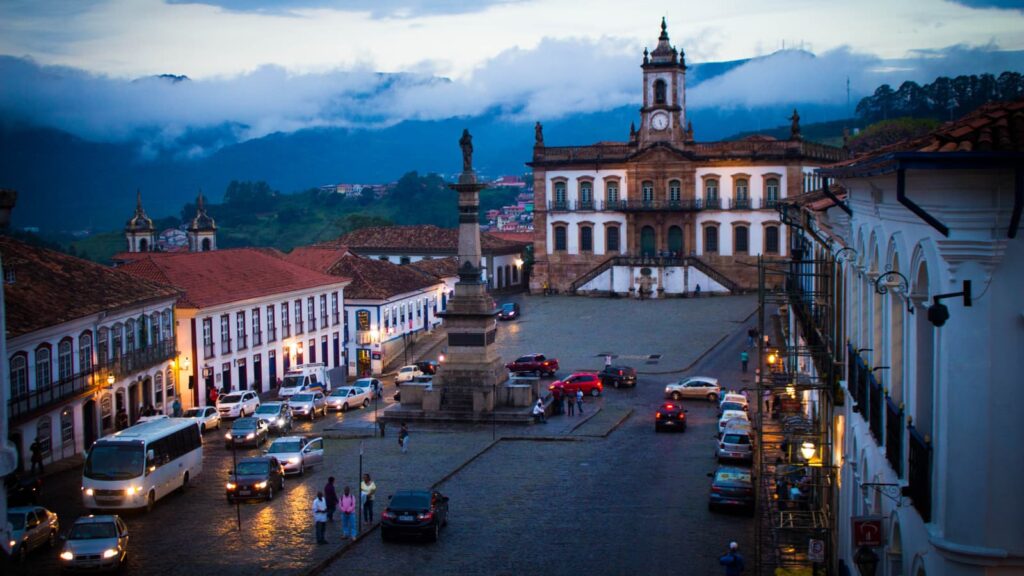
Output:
[265, 436, 324, 475]
[59, 515, 128, 572]
[664, 376, 721, 401]
[288, 392, 327, 420]
[183, 406, 221, 432]
[7, 506, 59, 562]
[327, 386, 371, 412]
[353, 377, 383, 399]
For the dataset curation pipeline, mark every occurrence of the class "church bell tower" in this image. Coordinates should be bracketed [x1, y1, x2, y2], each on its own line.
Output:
[639, 18, 687, 146]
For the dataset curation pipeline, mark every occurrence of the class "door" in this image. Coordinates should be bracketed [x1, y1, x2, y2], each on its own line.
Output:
[668, 226, 683, 256]
[128, 383, 140, 424]
[321, 337, 328, 368]
[222, 363, 232, 393]
[283, 347, 291, 373]
[82, 399, 97, 449]
[302, 438, 324, 466]
[237, 359, 248, 391]
[253, 355, 263, 394]
[268, 351, 277, 387]
[641, 226, 656, 257]
[357, 349, 371, 377]
[333, 333, 340, 368]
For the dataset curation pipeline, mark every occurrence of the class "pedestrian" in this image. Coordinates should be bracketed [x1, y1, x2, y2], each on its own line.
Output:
[115, 409, 129, 431]
[551, 387, 561, 415]
[398, 423, 410, 453]
[604, 354, 612, 368]
[576, 389, 584, 415]
[747, 328, 756, 348]
[338, 486, 357, 540]
[312, 491, 328, 544]
[763, 389, 774, 415]
[566, 390, 575, 416]
[740, 351, 749, 373]
[360, 473, 377, 525]
[29, 437, 44, 475]
[324, 476, 339, 521]
[719, 542, 745, 575]
[694, 284, 701, 298]
[208, 386, 219, 407]
[532, 399, 546, 424]
[171, 397, 182, 417]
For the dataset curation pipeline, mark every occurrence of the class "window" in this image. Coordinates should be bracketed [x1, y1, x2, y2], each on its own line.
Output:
[281, 303, 291, 338]
[58, 339, 73, 382]
[100, 394, 112, 432]
[554, 181, 566, 206]
[704, 225, 719, 253]
[295, 300, 304, 334]
[220, 314, 231, 353]
[735, 225, 749, 253]
[11, 354, 28, 397]
[154, 372, 164, 406]
[642, 181, 654, 203]
[236, 312, 247, 350]
[669, 180, 681, 203]
[331, 293, 340, 325]
[97, 328, 109, 366]
[554, 225, 568, 251]
[705, 179, 719, 207]
[111, 324, 123, 359]
[580, 181, 593, 208]
[307, 296, 316, 331]
[161, 310, 172, 342]
[35, 346, 52, 389]
[150, 313, 161, 345]
[606, 226, 620, 252]
[580, 226, 593, 252]
[765, 225, 780, 254]
[606, 181, 619, 206]
[125, 319, 136, 354]
[252, 308, 262, 347]
[267, 305, 277, 342]
[320, 295, 328, 329]
[79, 331, 93, 373]
[202, 318, 214, 358]
[654, 79, 667, 104]
[735, 178, 749, 209]
[399, 256, 411, 265]
[166, 367, 175, 399]
[766, 178, 780, 206]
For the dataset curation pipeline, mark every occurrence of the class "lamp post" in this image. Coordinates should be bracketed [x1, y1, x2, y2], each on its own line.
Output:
[800, 441, 816, 461]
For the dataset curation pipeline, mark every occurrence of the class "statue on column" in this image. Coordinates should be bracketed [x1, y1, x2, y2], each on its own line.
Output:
[459, 129, 474, 172]
[685, 121, 694, 142]
[789, 109, 802, 140]
[534, 122, 544, 147]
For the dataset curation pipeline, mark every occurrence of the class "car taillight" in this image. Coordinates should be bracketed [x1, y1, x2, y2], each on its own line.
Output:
[382, 511, 396, 519]
[656, 413, 662, 419]
[417, 511, 434, 521]
[677, 413, 685, 419]
[711, 486, 722, 493]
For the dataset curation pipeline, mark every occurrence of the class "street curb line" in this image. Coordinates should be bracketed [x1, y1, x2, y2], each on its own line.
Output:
[572, 407, 634, 438]
[634, 306, 759, 376]
[430, 439, 501, 490]
[567, 405, 602, 433]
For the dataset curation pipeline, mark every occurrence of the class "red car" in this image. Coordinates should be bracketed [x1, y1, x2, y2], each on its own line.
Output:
[549, 372, 603, 397]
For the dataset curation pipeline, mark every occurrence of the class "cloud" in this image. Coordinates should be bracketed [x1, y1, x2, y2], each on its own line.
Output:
[165, 0, 525, 18]
[947, 0, 1024, 10]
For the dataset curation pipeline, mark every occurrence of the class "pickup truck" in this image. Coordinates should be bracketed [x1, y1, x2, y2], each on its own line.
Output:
[505, 353, 559, 376]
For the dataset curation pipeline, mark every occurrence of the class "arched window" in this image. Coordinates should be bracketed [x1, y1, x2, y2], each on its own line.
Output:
[606, 181, 619, 206]
[579, 181, 593, 208]
[554, 225, 568, 251]
[125, 319, 136, 354]
[79, 331, 93, 373]
[139, 238, 149, 252]
[201, 238, 212, 251]
[35, 417, 52, 461]
[154, 372, 164, 407]
[606, 226, 620, 252]
[162, 310, 172, 342]
[766, 178, 780, 207]
[100, 394, 113, 433]
[112, 323, 123, 359]
[97, 327, 109, 365]
[668, 226, 683, 255]
[765, 226, 780, 254]
[704, 225, 719, 253]
[60, 409, 74, 455]
[150, 312, 161, 345]
[654, 79, 667, 104]
[735, 179, 749, 208]
[58, 339, 73, 382]
[579, 226, 593, 252]
[734, 226, 749, 253]
[668, 180, 681, 203]
[553, 181, 567, 207]
[35, 346, 52, 389]
[642, 181, 654, 203]
[704, 179, 719, 208]
[10, 354, 28, 397]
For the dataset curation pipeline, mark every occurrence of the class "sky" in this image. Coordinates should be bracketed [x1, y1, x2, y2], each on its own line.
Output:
[1, 0, 1023, 153]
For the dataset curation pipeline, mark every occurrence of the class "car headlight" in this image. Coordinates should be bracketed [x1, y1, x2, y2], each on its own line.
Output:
[289, 457, 300, 464]
[225, 433, 233, 439]
[103, 548, 118, 559]
[125, 485, 141, 496]
[84, 487, 95, 496]
[8, 539, 15, 548]
[60, 551, 74, 561]
[275, 417, 283, 424]
[255, 481, 268, 489]
[245, 433, 255, 440]
[226, 482, 236, 490]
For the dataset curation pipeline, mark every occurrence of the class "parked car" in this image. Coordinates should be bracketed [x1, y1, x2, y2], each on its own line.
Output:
[549, 372, 603, 397]
[6, 506, 58, 562]
[599, 364, 637, 388]
[216, 390, 260, 418]
[381, 489, 450, 542]
[708, 466, 755, 513]
[717, 410, 750, 435]
[183, 406, 221, 432]
[719, 393, 749, 409]
[265, 436, 324, 476]
[288, 391, 327, 420]
[414, 360, 440, 375]
[664, 376, 721, 401]
[226, 456, 285, 502]
[654, 402, 687, 432]
[58, 515, 128, 572]
[505, 353, 559, 376]
[718, 401, 748, 416]
[396, 365, 424, 384]
[353, 377, 384, 399]
[254, 402, 293, 433]
[327, 386, 371, 412]
[225, 417, 270, 449]
[717, 430, 753, 463]
[497, 302, 520, 320]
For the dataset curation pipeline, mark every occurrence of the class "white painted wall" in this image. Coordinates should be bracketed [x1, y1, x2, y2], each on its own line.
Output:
[577, 264, 728, 294]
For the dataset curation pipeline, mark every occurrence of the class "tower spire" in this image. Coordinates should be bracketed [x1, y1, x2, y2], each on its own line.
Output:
[660, 16, 669, 41]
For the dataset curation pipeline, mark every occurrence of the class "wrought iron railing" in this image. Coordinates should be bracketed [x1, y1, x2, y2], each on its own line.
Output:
[732, 198, 752, 210]
[907, 426, 932, 522]
[885, 396, 903, 477]
[869, 372, 883, 444]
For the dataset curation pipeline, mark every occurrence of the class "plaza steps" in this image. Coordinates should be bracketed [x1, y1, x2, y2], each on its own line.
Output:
[567, 255, 743, 295]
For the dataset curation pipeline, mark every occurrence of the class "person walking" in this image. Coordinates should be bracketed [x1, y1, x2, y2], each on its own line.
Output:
[398, 423, 410, 454]
[324, 477, 339, 522]
[29, 437, 44, 475]
[338, 486, 357, 540]
[694, 284, 701, 298]
[360, 473, 377, 525]
[740, 351, 749, 373]
[604, 354, 612, 368]
[312, 492, 329, 544]
[566, 390, 575, 416]
[171, 397, 182, 417]
[719, 542, 745, 575]
[208, 386, 219, 407]
[575, 389, 584, 415]
[532, 399, 546, 424]
[747, 328, 756, 348]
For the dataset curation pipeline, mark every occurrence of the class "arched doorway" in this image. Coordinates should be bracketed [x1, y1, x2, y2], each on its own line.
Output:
[142, 377, 153, 410]
[641, 226, 656, 257]
[201, 238, 212, 251]
[139, 238, 149, 252]
[82, 398, 98, 448]
[128, 382, 140, 424]
[668, 226, 683, 256]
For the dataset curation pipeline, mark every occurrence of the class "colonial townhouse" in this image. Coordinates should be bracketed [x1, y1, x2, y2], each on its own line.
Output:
[117, 249, 350, 407]
[284, 245, 451, 376]
[788, 101, 1024, 576]
[528, 19, 845, 296]
[2, 237, 179, 471]
[335, 224, 529, 291]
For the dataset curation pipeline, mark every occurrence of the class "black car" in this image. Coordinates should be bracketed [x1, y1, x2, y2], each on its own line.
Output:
[414, 360, 439, 375]
[599, 364, 637, 388]
[497, 302, 520, 320]
[708, 466, 755, 513]
[655, 401, 687, 432]
[226, 456, 285, 502]
[225, 417, 270, 449]
[381, 489, 449, 542]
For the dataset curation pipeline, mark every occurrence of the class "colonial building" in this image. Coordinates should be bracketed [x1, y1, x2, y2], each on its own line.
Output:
[116, 249, 350, 407]
[785, 101, 1024, 576]
[2, 236, 179, 471]
[283, 245, 451, 376]
[125, 191, 156, 253]
[335, 224, 529, 291]
[186, 192, 217, 252]
[528, 18, 845, 296]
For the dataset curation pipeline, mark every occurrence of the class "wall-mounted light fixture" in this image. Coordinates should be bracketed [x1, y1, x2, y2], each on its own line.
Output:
[833, 246, 857, 263]
[800, 441, 816, 461]
[927, 280, 972, 328]
[873, 271, 914, 314]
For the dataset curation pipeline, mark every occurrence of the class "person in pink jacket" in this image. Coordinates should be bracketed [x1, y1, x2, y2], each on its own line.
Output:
[338, 485, 358, 540]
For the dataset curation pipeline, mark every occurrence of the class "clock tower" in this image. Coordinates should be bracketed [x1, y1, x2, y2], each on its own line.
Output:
[639, 18, 686, 146]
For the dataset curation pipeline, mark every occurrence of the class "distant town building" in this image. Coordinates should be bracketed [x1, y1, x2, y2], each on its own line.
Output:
[491, 175, 528, 188]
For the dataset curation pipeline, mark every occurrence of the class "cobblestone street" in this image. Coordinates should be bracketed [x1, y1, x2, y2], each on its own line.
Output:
[16, 294, 759, 575]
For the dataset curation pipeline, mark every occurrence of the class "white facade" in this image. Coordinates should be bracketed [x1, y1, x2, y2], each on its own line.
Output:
[363, 253, 524, 290]
[345, 284, 449, 376]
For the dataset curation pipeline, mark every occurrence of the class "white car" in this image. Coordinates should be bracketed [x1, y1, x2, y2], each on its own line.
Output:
[288, 391, 327, 420]
[265, 436, 324, 476]
[327, 386, 371, 412]
[719, 393, 749, 409]
[216, 390, 261, 418]
[183, 406, 221, 432]
[664, 376, 721, 401]
[353, 377, 383, 399]
[718, 410, 750, 435]
[395, 365, 424, 384]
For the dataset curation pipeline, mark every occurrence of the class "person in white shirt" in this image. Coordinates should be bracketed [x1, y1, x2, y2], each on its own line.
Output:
[576, 389, 584, 415]
[313, 492, 328, 544]
[533, 399, 546, 423]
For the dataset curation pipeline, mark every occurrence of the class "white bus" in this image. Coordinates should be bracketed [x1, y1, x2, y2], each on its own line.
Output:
[81, 418, 203, 512]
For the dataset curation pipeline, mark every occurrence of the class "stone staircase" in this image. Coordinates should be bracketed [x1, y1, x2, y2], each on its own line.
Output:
[568, 255, 742, 295]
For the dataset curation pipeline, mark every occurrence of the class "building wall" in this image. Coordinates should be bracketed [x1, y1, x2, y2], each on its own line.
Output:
[357, 252, 525, 288]
[345, 284, 448, 377]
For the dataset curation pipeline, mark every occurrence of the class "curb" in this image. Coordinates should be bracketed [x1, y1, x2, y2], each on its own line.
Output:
[304, 520, 380, 576]
[430, 439, 501, 490]
[571, 407, 634, 438]
[567, 405, 602, 433]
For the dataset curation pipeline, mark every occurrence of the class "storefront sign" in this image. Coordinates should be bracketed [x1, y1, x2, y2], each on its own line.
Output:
[852, 516, 884, 547]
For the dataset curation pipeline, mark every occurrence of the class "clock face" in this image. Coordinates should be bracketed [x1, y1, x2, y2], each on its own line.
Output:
[651, 112, 669, 131]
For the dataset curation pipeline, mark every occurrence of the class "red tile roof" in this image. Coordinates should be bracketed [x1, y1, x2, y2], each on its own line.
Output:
[117, 248, 350, 309]
[325, 253, 440, 300]
[280, 245, 350, 275]
[335, 225, 528, 255]
[0, 236, 180, 339]
[487, 231, 533, 244]
[406, 257, 459, 280]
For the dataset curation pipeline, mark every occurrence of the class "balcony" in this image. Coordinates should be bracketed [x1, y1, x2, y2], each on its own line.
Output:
[253, 331, 262, 347]
[9, 340, 176, 422]
[869, 371, 883, 444]
[731, 198, 752, 210]
[907, 426, 932, 522]
[885, 397, 903, 476]
[203, 343, 214, 359]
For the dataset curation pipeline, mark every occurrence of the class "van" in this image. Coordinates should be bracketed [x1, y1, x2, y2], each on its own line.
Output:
[717, 429, 753, 463]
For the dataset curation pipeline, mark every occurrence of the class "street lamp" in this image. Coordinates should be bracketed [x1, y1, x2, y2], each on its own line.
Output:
[786, 383, 797, 399]
[107, 374, 116, 387]
[800, 441, 816, 461]
[853, 546, 880, 576]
